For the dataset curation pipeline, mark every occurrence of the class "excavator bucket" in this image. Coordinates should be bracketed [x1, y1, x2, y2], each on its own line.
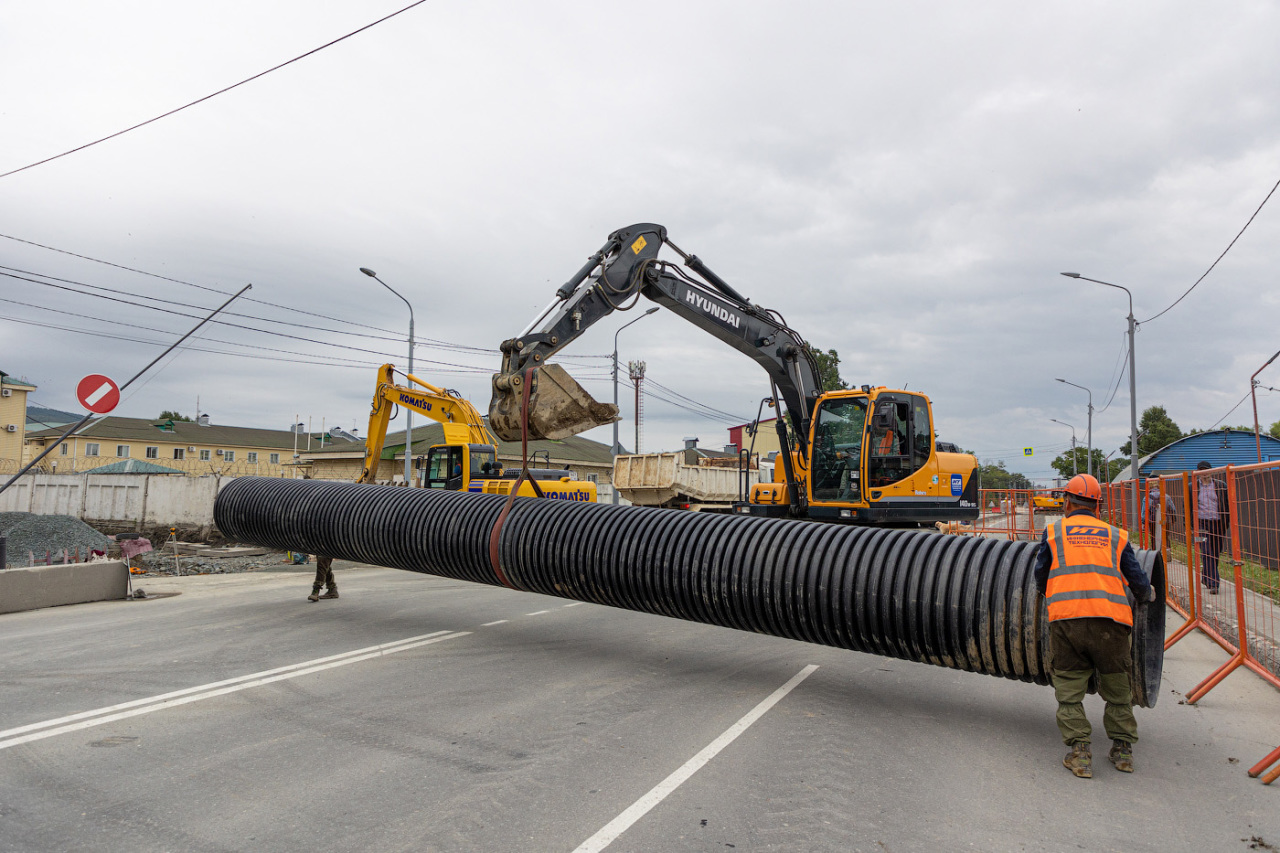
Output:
[489, 363, 619, 441]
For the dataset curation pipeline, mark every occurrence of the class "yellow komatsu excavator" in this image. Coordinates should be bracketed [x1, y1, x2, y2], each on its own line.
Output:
[358, 364, 597, 502]
[488, 223, 978, 526]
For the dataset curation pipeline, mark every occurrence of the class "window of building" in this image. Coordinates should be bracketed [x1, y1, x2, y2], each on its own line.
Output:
[146, 446, 158, 459]
[173, 448, 185, 460]
[247, 452, 258, 463]
[199, 449, 211, 461]
[60, 442, 68, 456]
[586, 473, 598, 483]
[85, 443, 100, 457]
[224, 450, 235, 462]
[117, 445, 130, 458]
[269, 453, 280, 464]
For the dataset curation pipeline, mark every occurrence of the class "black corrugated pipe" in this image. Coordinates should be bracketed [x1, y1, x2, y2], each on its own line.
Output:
[214, 478, 1165, 707]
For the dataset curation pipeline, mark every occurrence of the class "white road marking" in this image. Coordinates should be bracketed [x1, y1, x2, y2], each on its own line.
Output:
[572, 664, 819, 853]
[84, 381, 113, 406]
[526, 610, 550, 616]
[0, 630, 469, 751]
[562, 602, 583, 608]
[482, 620, 509, 626]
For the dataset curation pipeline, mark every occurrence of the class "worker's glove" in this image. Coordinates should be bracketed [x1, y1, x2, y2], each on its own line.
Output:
[1146, 586, 1157, 603]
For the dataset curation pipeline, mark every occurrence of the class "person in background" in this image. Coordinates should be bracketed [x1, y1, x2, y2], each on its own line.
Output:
[1035, 474, 1154, 778]
[1142, 481, 1176, 551]
[1194, 461, 1229, 595]
[308, 555, 338, 602]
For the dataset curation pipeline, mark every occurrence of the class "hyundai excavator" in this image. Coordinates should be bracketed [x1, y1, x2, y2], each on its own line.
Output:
[488, 223, 977, 525]
[358, 364, 596, 501]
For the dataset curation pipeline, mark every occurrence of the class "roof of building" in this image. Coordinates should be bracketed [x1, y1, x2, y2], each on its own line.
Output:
[24, 415, 348, 451]
[1113, 428, 1280, 480]
[0, 371, 37, 391]
[301, 419, 613, 466]
[87, 459, 186, 475]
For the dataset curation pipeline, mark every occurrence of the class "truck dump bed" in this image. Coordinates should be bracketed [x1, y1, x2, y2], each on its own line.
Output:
[612, 452, 758, 508]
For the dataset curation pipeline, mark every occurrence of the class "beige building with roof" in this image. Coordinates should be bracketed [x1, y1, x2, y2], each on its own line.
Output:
[24, 415, 355, 477]
[299, 420, 615, 486]
[1, 371, 38, 474]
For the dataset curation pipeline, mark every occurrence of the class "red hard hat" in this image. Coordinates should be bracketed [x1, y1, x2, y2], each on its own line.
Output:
[1064, 473, 1102, 502]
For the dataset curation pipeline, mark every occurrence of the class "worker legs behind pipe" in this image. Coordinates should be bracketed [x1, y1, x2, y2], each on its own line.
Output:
[308, 555, 338, 602]
[1050, 619, 1138, 778]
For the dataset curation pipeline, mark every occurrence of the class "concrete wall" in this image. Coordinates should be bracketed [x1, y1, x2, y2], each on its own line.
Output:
[0, 559, 129, 614]
[0, 473, 227, 528]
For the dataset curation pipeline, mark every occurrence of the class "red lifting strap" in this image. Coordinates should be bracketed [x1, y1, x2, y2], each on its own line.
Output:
[488, 367, 544, 588]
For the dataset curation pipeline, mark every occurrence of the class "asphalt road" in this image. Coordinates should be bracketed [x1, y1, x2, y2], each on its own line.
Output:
[2, 562, 1278, 853]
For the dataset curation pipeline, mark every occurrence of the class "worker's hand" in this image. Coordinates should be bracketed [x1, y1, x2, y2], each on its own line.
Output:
[1146, 586, 1157, 603]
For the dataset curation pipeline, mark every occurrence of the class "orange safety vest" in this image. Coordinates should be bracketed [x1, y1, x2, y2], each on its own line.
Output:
[875, 430, 896, 455]
[1044, 515, 1133, 626]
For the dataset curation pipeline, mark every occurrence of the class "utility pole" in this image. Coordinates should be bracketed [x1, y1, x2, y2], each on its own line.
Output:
[629, 360, 647, 454]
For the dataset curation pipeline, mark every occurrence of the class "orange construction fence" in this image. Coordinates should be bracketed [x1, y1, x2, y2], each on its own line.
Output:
[1100, 463, 1280, 784]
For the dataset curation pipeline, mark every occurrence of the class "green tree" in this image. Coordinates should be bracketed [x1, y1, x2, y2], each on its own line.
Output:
[975, 460, 1033, 492]
[1050, 447, 1108, 481]
[1119, 405, 1182, 456]
[807, 346, 848, 391]
[1270, 420, 1280, 440]
[157, 410, 192, 422]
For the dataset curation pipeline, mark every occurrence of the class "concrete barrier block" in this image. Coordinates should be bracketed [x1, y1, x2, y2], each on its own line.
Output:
[0, 560, 129, 615]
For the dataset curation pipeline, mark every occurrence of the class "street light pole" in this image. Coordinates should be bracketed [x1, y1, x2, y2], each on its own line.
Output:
[612, 307, 660, 504]
[1050, 418, 1077, 475]
[361, 267, 415, 487]
[1056, 378, 1093, 477]
[1250, 349, 1280, 463]
[1062, 272, 1139, 527]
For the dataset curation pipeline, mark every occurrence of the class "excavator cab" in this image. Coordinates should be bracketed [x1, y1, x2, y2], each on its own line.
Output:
[423, 443, 497, 491]
[489, 364, 619, 442]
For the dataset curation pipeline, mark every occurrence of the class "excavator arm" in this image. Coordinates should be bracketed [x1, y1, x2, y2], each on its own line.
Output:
[490, 223, 824, 452]
[358, 363, 499, 484]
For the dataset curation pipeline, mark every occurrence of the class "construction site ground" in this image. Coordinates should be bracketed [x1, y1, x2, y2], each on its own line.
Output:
[2, 562, 1277, 853]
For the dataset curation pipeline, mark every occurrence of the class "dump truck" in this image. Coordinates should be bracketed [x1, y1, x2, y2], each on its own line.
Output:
[612, 451, 762, 512]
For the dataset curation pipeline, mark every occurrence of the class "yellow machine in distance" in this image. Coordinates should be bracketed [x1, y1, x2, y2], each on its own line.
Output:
[358, 364, 597, 502]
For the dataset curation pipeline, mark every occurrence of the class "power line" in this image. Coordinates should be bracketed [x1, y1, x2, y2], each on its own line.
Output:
[1142, 175, 1280, 324]
[0, 0, 433, 180]
[1210, 390, 1254, 429]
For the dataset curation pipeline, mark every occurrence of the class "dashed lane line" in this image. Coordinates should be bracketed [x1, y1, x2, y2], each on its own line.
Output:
[0, 630, 470, 751]
[526, 610, 551, 616]
[571, 664, 820, 853]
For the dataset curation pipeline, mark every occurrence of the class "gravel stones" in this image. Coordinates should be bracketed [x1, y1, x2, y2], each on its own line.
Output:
[1, 512, 111, 568]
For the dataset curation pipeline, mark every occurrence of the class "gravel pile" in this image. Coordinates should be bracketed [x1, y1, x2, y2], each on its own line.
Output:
[1, 512, 111, 568]
[132, 548, 298, 577]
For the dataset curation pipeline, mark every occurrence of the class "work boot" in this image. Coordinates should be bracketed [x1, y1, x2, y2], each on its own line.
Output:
[319, 588, 339, 600]
[1063, 743, 1092, 778]
[1109, 739, 1134, 773]
[307, 587, 322, 602]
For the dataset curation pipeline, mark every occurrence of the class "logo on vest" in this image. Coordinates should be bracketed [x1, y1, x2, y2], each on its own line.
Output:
[1064, 525, 1109, 546]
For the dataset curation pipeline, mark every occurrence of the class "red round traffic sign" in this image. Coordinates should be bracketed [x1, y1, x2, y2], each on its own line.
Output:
[76, 374, 120, 414]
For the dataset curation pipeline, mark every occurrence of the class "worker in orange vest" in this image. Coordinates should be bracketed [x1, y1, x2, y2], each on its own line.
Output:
[1035, 474, 1155, 778]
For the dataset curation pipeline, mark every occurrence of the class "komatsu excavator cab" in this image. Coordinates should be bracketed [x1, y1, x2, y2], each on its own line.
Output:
[422, 443, 498, 491]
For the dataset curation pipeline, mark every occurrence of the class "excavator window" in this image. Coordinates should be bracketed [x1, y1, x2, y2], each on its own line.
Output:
[867, 394, 933, 487]
[811, 397, 867, 502]
[426, 446, 466, 490]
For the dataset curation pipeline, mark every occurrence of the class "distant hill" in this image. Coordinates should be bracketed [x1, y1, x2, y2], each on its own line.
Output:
[26, 405, 81, 429]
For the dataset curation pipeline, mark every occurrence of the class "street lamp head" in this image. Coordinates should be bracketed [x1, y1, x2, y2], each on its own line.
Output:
[643, 307, 660, 316]
[1060, 272, 1081, 278]
[359, 267, 377, 278]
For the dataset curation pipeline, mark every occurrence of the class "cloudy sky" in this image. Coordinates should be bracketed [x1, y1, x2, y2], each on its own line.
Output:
[3, 1, 1277, 483]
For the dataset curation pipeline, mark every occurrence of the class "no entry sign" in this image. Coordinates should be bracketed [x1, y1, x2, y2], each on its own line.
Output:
[77, 374, 120, 414]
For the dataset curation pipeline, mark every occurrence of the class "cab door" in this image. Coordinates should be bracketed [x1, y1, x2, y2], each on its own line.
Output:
[425, 445, 465, 490]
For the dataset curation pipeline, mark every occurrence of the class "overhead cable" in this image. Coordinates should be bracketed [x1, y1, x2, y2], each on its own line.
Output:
[0, 0, 433, 180]
[1142, 175, 1280, 324]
